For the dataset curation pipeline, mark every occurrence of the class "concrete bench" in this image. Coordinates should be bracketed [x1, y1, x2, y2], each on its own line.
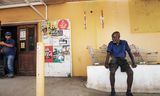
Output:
[86, 65, 160, 93]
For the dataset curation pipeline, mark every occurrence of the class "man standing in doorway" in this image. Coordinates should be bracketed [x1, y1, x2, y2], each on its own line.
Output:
[0, 32, 16, 78]
[105, 31, 137, 96]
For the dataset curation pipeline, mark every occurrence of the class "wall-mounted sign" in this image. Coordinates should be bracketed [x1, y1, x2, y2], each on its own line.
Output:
[20, 42, 25, 49]
[20, 41, 26, 51]
[42, 19, 72, 77]
[58, 19, 69, 30]
[45, 46, 53, 63]
[20, 29, 26, 40]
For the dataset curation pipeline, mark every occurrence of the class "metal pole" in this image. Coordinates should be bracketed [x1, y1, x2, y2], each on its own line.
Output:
[40, 0, 48, 20]
[36, 42, 45, 96]
[0, 2, 43, 9]
[25, 0, 46, 20]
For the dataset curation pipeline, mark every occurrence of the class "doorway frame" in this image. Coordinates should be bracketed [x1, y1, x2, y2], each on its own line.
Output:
[1, 22, 38, 76]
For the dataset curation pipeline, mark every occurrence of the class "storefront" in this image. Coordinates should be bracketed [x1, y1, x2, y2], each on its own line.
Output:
[0, 0, 160, 77]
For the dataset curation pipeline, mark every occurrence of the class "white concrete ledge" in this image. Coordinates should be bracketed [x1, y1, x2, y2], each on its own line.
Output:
[86, 65, 160, 93]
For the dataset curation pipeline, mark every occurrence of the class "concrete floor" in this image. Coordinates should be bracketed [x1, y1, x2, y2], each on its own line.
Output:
[0, 76, 159, 96]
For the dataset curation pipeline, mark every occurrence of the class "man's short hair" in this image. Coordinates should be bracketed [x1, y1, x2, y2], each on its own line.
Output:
[112, 31, 120, 37]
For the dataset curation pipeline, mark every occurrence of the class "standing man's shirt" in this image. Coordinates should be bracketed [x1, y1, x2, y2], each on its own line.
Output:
[4, 39, 16, 56]
[107, 40, 130, 58]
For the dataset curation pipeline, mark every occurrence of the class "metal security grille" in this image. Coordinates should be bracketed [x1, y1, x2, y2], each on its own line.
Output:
[0, 0, 41, 6]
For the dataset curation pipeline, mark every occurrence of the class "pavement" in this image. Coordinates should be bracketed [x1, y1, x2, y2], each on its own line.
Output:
[0, 76, 159, 96]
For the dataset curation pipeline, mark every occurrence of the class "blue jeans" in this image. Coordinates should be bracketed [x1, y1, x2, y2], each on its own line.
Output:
[4, 55, 15, 75]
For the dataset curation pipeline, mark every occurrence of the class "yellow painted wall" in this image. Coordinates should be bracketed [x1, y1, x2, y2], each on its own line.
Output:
[129, 0, 160, 33]
[1, 0, 160, 76]
[48, 2, 98, 76]
[0, 6, 44, 23]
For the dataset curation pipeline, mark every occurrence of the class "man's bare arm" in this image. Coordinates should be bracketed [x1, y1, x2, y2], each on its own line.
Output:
[105, 52, 111, 69]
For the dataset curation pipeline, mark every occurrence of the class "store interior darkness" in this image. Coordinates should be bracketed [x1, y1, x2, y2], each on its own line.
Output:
[0, 26, 17, 74]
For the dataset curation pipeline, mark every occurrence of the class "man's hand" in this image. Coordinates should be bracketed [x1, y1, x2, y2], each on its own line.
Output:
[105, 64, 109, 69]
[105, 53, 110, 69]
[0, 41, 4, 45]
[131, 64, 137, 68]
[105, 61, 109, 69]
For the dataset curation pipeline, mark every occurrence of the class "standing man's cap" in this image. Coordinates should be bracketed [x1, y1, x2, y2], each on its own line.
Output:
[5, 32, 12, 36]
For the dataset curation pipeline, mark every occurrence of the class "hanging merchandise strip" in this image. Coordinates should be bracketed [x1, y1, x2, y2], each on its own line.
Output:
[100, 10, 104, 29]
[84, 11, 87, 30]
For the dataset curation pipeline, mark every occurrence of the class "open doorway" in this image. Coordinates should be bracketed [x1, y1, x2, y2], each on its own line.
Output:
[0, 26, 18, 74]
[0, 24, 37, 76]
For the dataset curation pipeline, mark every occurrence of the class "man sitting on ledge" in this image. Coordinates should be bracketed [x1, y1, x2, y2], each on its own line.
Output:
[105, 31, 137, 96]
